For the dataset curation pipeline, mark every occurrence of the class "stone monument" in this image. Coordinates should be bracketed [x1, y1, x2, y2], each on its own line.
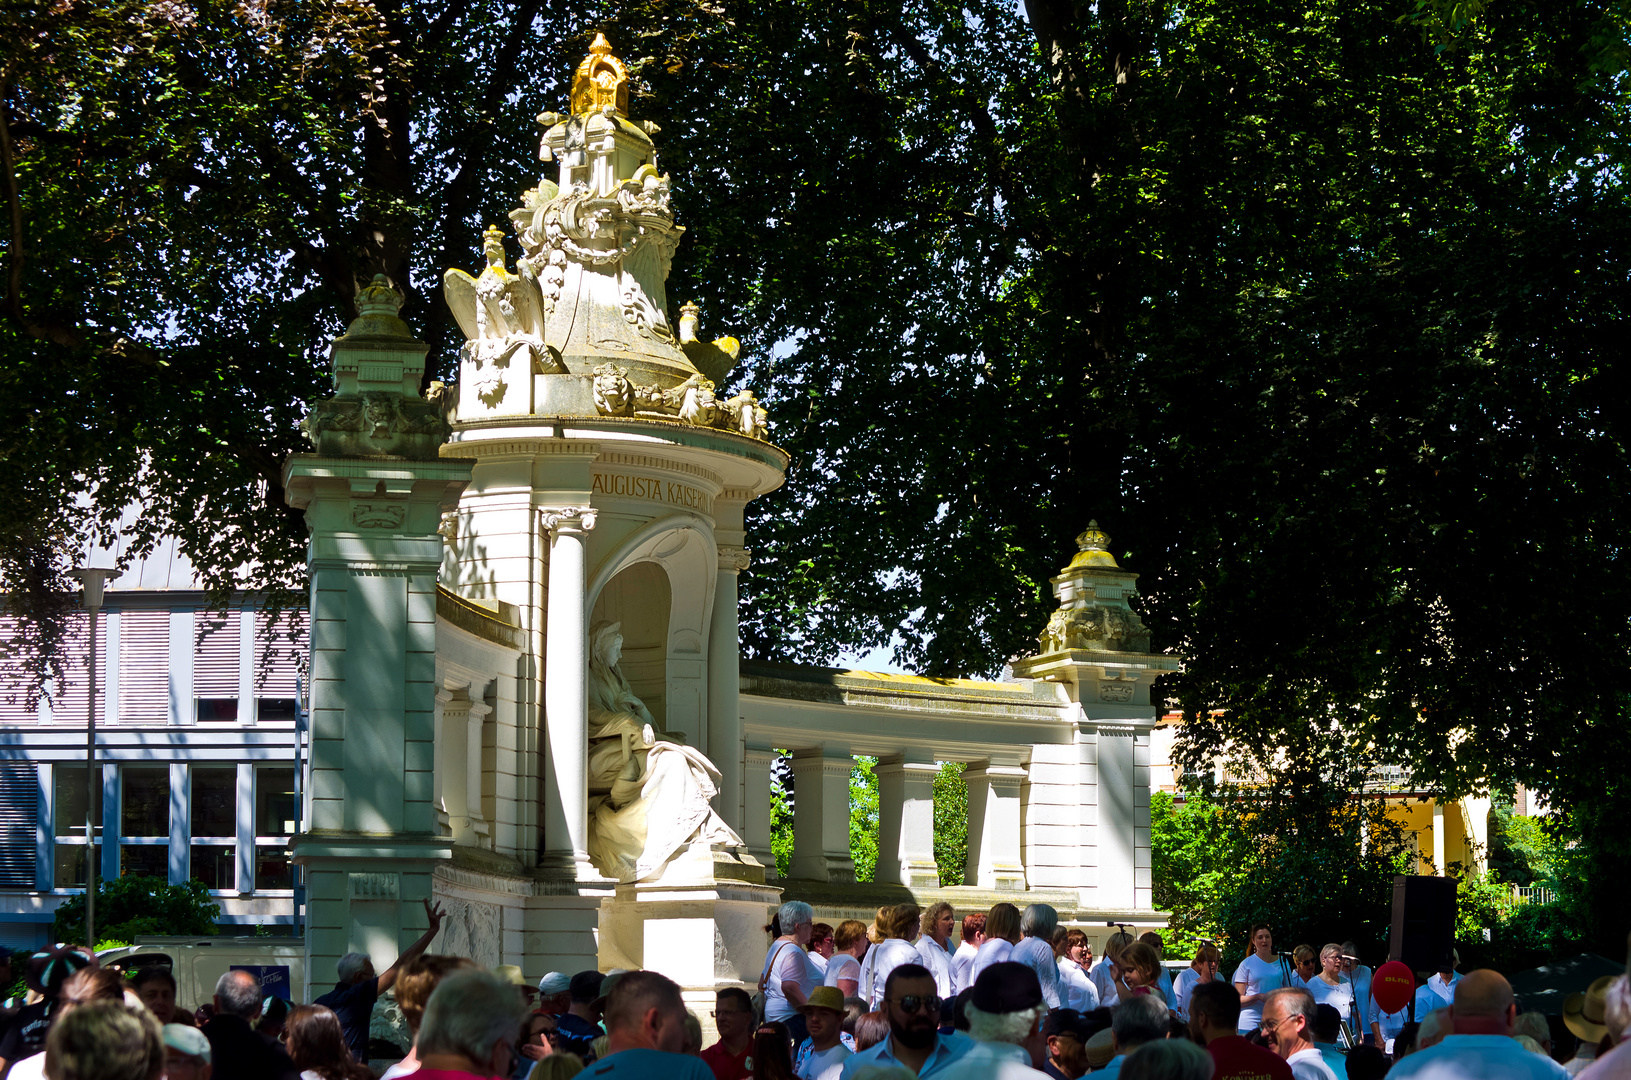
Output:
[436, 33, 785, 1009]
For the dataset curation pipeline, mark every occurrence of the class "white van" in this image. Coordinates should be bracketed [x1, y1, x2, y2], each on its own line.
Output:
[98, 936, 306, 1011]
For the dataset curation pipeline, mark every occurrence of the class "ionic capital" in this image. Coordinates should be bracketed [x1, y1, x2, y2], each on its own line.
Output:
[540, 506, 597, 535]
[717, 544, 751, 572]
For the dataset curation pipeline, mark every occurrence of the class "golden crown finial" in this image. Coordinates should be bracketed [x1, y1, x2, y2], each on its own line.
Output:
[1068, 520, 1121, 569]
[571, 32, 629, 117]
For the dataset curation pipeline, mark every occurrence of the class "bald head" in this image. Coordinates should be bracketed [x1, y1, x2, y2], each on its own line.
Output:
[1451, 970, 1515, 1034]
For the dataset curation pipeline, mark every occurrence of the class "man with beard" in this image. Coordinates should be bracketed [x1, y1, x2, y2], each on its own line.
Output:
[839, 963, 971, 1077]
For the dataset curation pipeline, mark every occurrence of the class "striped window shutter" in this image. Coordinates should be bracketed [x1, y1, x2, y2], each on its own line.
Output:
[44, 617, 105, 724]
[117, 611, 171, 723]
[0, 617, 40, 724]
[193, 611, 240, 698]
[254, 611, 308, 697]
[0, 763, 38, 888]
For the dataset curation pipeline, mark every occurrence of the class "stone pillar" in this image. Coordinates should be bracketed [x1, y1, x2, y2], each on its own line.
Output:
[283, 276, 469, 998]
[467, 697, 491, 845]
[539, 507, 596, 880]
[789, 748, 855, 882]
[707, 545, 749, 832]
[963, 762, 1027, 891]
[876, 756, 940, 888]
[1095, 726, 1136, 909]
[440, 693, 472, 844]
[1432, 801, 1445, 874]
[744, 747, 777, 878]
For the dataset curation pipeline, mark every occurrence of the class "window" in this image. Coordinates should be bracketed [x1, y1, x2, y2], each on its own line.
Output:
[190, 768, 235, 891]
[53, 767, 104, 888]
[0, 765, 38, 888]
[256, 699, 298, 723]
[120, 767, 168, 880]
[254, 768, 295, 891]
[193, 612, 240, 722]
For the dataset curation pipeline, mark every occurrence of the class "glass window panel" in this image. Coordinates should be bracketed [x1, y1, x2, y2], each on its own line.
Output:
[255, 769, 295, 836]
[121, 768, 169, 838]
[254, 845, 291, 890]
[190, 768, 235, 838]
[257, 699, 298, 723]
[53, 844, 99, 887]
[190, 845, 235, 890]
[53, 767, 103, 837]
[120, 844, 168, 879]
[195, 699, 238, 722]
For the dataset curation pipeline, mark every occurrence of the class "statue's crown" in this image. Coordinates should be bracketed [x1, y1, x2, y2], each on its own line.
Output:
[355, 274, 404, 318]
[571, 32, 629, 116]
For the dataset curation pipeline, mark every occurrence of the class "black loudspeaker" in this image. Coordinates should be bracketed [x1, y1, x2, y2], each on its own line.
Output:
[1389, 874, 1458, 972]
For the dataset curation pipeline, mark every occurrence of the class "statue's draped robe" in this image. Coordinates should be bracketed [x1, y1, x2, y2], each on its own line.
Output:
[585, 654, 743, 881]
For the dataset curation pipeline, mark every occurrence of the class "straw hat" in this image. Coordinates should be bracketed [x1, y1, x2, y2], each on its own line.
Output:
[1085, 1027, 1116, 1069]
[1564, 975, 1615, 1043]
[799, 986, 846, 1014]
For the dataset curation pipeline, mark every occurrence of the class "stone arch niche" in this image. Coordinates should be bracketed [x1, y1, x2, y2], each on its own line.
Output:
[586, 522, 716, 752]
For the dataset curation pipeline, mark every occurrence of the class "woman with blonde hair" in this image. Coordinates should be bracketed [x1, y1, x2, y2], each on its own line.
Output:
[863, 904, 923, 1009]
[1055, 927, 1100, 1011]
[825, 920, 870, 999]
[967, 903, 1021, 985]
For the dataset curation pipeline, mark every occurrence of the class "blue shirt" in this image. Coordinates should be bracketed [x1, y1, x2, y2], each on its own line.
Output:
[1387, 1034, 1570, 1079]
[584, 1048, 715, 1080]
[313, 977, 378, 1062]
[839, 1031, 974, 1078]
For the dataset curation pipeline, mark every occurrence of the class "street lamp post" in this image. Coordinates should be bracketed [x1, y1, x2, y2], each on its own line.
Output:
[69, 567, 116, 951]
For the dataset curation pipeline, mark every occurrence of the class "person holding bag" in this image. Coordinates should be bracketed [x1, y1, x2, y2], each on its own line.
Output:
[761, 902, 823, 1045]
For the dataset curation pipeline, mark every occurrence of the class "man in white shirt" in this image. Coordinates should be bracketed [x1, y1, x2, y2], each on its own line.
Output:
[1388, 969, 1569, 1079]
[916, 902, 957, 999]
[1413, 956, 1461, 1020]
[952, 914, 986, 993]
[1261, 987, 1338, 1080]
[935, 962, 1050, 1080]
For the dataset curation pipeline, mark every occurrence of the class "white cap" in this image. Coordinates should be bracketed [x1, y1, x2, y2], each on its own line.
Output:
[538, 971, 571, 995]
[163, 1024, 211, 1063]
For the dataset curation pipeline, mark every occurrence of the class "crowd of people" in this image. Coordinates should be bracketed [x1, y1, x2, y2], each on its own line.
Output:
[0, 898, 1626, 1080]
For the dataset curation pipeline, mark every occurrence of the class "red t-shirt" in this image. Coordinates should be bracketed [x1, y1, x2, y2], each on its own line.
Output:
[700, 1040, 752, 1080]
[1207, 1035, 1295, 1080]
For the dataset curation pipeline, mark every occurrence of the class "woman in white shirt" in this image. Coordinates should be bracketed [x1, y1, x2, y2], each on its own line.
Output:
[1090, 931, 1135, 1008]
[824, 919, 869, 998]
[807, 923, 834, 977]
[864, 903, 925, 1009]
[762, 900, 823, 1044]
[1308, 943, 1356, 1029]
[1055, 927, 1100, 1012]
[1232, 924, 1283, 1035]
[967, 902, 1022, 987]
[1009, 904, 1064, 1009]
[1173, 942, 1222, 1022]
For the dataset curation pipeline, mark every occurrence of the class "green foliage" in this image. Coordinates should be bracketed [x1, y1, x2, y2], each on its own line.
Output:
[932, 762, 967, 888]
[850, 757, 879, 883]
[771, 752, 794, 879]
[52, 876, 220, 946]
[1152, 764, 1412, 969]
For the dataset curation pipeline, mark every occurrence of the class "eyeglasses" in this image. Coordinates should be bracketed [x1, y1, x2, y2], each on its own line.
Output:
[1260, 1015, 1297, 1034]
[712, 1009, 753, 1018]
[889, 995, 942, 1014]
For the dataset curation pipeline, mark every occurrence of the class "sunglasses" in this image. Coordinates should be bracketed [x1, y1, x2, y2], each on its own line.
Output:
[890, 995, 942, 1014]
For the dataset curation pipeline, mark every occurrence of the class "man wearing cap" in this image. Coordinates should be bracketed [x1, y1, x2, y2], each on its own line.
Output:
[163, 1023, 213, 1080]
[1188, 980, 1293, 1080]
[537, 971, 572, 1016]
[1565, 976, 1615, 1076]
[794, 986, 852, 1078]
[1039, 1008, 1090, 1079]
[929, 961, 1047, 1079]
[0, 946, 91, 1075]
[550, 970, 606, 1065]
[1579, 972, 1631, 1079]
[1389, 969, 1568, 1079]
[840, 962, 971, 1077]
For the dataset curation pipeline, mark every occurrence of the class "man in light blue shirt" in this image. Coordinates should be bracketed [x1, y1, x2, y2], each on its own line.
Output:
[839, 963, 973, 1078]
[1388, 969, 1569, 1080]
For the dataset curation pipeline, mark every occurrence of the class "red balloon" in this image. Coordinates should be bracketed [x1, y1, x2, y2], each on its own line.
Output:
[1372, 960, 1416, 1015]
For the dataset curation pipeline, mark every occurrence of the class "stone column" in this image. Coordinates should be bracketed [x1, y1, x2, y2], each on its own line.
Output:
[283, 276, 469, 998]
[789, 748, 855, 883]
[539, 507, 596, 880]
[1432, 801, 1445, 874]
[707, 545, 749, 832]
[744, 747, 777, 878]
[963, 762, 1027, 891]
[876, 756, 940, 888]
[440, 693, 472, 844]
[467, 697, 491, 845]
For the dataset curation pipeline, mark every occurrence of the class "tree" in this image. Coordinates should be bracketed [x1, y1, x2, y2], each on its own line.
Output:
[7, 0, 1631, 953]
[932, 762, 967, 888]
[52, 876, 221, 945]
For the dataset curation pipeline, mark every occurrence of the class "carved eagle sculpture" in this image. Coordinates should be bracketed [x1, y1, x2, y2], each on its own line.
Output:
[443, 225, 562, 375]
